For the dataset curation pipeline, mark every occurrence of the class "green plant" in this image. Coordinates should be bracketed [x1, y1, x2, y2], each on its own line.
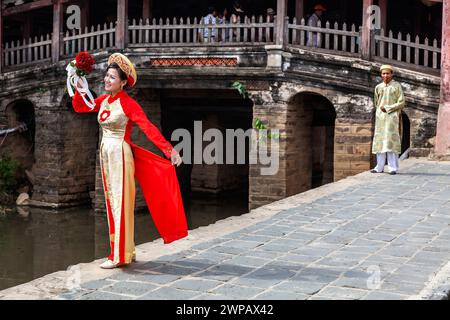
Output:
[0, 155, 20, 194]
[253, 118, 280, 141]
[232, 81, 248, 99]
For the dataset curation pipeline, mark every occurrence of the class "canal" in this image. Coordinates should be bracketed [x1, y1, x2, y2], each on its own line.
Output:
[0, 191, 248, 290]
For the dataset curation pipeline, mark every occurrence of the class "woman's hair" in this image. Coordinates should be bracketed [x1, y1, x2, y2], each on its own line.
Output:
[106, 62, 128, 86]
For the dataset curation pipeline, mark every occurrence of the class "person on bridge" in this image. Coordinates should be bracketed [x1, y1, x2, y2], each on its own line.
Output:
[371, 64, 405, 175]
[307, 4, 326, 47]
[71, 53, 187, 269]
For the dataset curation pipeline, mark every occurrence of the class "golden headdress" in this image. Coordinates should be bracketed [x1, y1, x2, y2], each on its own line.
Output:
[107, 53, 137, 87]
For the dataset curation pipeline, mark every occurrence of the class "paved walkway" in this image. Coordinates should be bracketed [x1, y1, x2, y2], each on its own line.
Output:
[1, 158, 450, 300]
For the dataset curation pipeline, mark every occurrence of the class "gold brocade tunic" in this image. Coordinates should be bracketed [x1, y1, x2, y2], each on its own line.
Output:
[372, 80, 405, 154]
[98, 97, 135, 265]
[72, 90, 179, 264]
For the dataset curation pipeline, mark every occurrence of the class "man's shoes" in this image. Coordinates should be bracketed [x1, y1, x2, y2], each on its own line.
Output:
[389, 171, 397, 175]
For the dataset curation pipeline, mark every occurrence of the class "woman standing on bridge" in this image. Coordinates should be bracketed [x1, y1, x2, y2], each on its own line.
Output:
[72, 53, 187, 269]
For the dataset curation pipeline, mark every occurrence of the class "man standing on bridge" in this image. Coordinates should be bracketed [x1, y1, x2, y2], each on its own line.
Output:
[371, 65, 405, 175]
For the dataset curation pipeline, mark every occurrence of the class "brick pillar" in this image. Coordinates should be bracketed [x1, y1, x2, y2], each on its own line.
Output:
[31, 91, 99, 206]
[334, 118, 372, 181]
[434, 0, 450, 157]
[249, 91, 288, 209]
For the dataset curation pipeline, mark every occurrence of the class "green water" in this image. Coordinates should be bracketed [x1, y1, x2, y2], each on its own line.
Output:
[0, 192, 248, 290]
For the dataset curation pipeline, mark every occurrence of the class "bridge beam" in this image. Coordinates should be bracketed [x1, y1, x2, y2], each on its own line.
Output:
[434, 0, 450, 157]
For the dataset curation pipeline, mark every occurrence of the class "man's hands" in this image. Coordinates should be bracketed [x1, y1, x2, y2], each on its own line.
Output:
[171, 149, 182, 167]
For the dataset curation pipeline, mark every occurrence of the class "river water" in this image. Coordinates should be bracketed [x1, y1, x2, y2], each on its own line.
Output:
[0, 192, 248, 290]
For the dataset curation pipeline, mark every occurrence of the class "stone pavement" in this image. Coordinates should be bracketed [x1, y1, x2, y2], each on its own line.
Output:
[1, 158, 450, 300]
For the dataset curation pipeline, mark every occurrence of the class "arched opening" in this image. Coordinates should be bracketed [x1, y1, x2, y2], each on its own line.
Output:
[401, 111, 411, 157]
[287, 92, 336, 195]
[160, 88, 252, 225]
[1, 100, 35, 194]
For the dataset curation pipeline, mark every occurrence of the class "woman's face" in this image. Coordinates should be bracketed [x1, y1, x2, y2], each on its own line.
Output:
[104, 68, 127, 93]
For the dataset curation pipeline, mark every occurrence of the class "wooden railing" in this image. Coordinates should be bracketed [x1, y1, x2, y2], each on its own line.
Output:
[0, 16, 443, 74]
[128, 16, 275, 47]
[3, 34, 51, 68]
[373, 29, 441, 70]
[63, 22, 116, 57]
[287, 18, 360, 56]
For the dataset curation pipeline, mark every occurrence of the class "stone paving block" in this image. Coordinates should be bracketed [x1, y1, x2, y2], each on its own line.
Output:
[80, 279, 115, 290]
[103, 281, 157, 297]
[244, 250, 283, 260]
[254, 290, 309, 300]
[294, 267, 342, 283]
[193, 270, 237, 282]
[274, 279, 327, 295]
[242, 235, 276, 243]
[379, 280, 425, 295]
[206, 264, 255, 277]
[225, 240, 263, 250]
[138, 287, 201, 300]
[194, 293, 233, 300]
[134, 272, 182, 285]
[377, 246, 420, 258]
[193, 251, 234, 263]
[191, 239, 229, 251]
[285, 231, 319, 243]
[210, 284, 265, 299]
[253, 226, 295, 237]
[314, 286, 369, 300]
[257, 242, 295, 252]
[79, 290, 132, 300]
[291, 246, 336, 257]
[362, 291, 409, 300]
[230, 266, 297, 288]
[153, 264, 201, 276]
[170, 278, 223, 292]
[210, 245, 244, 255]
[227, 255, 271, 268]
[276, 253, 321, 265]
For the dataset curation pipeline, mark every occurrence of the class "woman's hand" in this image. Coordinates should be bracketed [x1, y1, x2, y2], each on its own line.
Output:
[171, 149, 182, 167]
[76, 79, 86, 96]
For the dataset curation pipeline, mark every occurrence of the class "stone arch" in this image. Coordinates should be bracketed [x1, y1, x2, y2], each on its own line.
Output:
[286, 91, 337, 195]
[401, 111, 411, 156]
[1, 99, 36, 178]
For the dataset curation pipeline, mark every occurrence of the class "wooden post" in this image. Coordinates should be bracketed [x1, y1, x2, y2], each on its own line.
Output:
[276, 0, 288, 46]
[116, 0, 129, 49]
[79, 0, 89, 30]
[361, 0, 374, 59]
[434, 0, 450, 157]
[379, 0, 387, 31]
[143, 0, 152, 21]
[0, 3, 3, 73]
[52, 0, 64, 63]
[295, 0, 304, 21]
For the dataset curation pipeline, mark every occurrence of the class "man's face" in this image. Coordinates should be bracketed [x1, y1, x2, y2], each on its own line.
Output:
[381, 70, 393, 84]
